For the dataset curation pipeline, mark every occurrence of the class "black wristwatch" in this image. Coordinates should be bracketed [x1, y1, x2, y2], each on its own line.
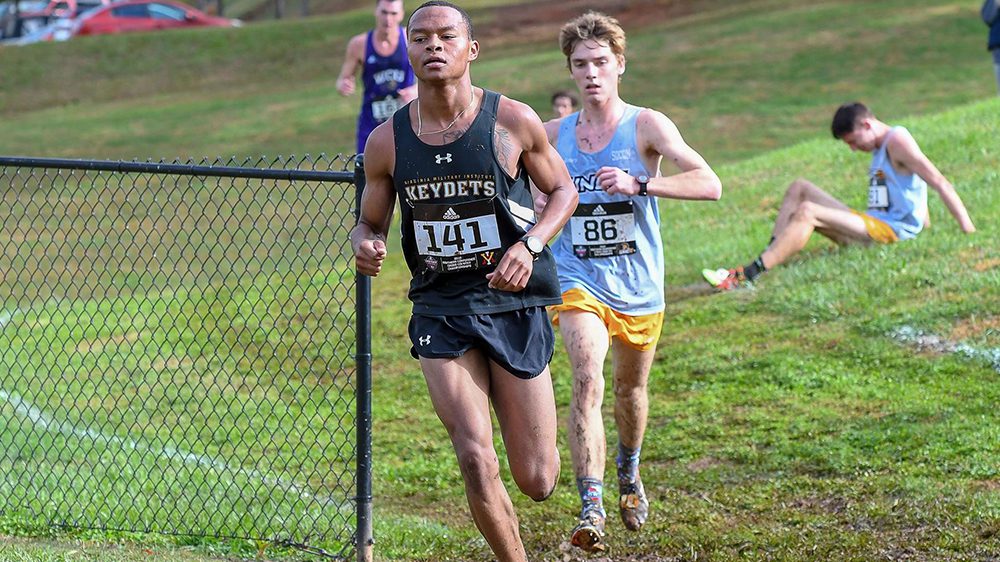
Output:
[636, 174, 650, 196]
[520, 235, 544, 261]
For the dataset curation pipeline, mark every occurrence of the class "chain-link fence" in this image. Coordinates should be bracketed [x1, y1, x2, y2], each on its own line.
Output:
[0, 155, 365, 560]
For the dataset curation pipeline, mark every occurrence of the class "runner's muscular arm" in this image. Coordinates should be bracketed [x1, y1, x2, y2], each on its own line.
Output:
[487, 99, 578, 292]
[596, 109, 721, 200]
[888, 130, 975, 233]
[336, 34, 366, 96]
[350, 122, 397, 276]
[503, 101, 577, 244]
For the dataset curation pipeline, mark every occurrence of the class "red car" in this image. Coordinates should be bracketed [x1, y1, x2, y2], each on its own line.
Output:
[73, 0, 240, 36]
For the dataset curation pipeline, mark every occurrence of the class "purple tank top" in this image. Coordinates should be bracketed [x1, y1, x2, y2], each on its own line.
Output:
[356, 26, 414, 153]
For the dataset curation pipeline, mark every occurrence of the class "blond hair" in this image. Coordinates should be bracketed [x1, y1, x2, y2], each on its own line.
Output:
[559, 11, 627, 67]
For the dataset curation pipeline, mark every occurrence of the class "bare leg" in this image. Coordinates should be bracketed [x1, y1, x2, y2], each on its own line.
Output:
[610, 340, 655, 452]
[559, 309, 612, 550]
[420, 352, 528, 562]
[761, 201, 872, 270]
[771, 178, 852, 241]
[559, 310, 611, 483]
[490, 362, 560, 502]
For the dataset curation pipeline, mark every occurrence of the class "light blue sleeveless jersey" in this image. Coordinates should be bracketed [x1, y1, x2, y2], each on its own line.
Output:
[865, 127, 927, 240]
[552, 105, 664, 315]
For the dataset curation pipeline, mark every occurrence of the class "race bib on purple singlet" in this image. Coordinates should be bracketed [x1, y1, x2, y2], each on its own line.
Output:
[371, 96, 401, 122]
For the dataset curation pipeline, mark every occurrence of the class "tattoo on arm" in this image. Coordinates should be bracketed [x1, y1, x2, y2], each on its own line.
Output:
[494, 127, 515, 173]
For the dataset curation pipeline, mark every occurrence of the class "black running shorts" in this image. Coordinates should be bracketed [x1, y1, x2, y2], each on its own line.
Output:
[408, 306, 554, 379]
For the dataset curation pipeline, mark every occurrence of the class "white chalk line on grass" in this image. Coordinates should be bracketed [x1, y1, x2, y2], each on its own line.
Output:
[0, 307, 342, 510]
[892, 325, 1000, 374]
[0, 392, 343, 509]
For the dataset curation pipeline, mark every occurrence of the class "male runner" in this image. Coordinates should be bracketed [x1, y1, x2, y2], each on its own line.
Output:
[703, 102, 975, 291]
[551, 89, 579, 119]
[351, 3, 578, 561]
[542, 11, 722, 552]
[337, 0, 417, 154]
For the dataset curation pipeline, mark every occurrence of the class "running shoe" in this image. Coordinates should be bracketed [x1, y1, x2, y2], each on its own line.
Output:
[618, 476, 649, 531]
[570, 507, 606, 552]
[701, 267, 750, 291]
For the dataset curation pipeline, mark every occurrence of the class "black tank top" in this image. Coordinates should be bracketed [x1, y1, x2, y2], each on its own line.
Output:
[392, 89, 561, 316]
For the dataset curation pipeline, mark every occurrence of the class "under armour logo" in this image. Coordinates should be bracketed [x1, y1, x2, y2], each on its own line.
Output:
[435, 153, 452, 164]
[419, 335, 431, 346]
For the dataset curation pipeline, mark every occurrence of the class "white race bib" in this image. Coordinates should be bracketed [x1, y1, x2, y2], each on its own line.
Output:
[413, 199, 502, 273]
[371, 96, 400, 122]
[868, 186, 888, 209]
[868, 170, 889, 210]
[569, 201, 637, 259]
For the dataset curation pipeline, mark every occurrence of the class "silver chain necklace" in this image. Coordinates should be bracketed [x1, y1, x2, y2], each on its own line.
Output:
[416, 88, 477, 136]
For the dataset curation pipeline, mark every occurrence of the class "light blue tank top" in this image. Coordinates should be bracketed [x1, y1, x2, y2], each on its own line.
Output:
[865, 127, 927, 240]
[552, 105, 664, 315]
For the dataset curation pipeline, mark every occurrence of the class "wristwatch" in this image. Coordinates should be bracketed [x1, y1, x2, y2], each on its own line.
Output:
[520, 235, 544, 261]
[636, 174, 650, 196]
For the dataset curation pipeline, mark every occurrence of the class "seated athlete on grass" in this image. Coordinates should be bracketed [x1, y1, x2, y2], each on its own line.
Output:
[703, 101, 976, 291]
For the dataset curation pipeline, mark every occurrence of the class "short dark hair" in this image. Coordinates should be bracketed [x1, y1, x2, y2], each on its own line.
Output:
[409, 1, 474, 40]
[551, 90, 579, 107]
[831, 102, 874, 139]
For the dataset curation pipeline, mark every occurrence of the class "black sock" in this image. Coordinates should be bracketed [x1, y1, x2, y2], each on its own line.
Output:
[743, 256, 767, 281]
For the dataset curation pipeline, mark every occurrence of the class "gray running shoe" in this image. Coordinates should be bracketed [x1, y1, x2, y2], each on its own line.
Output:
[618, 476, 649, 531]
[570, 507, 606, 552]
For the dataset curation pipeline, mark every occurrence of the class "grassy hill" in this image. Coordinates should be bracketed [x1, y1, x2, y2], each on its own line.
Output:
[0, 0, 998, 560]
[0, 0, 994, 163]
[365, 97, 999, 561]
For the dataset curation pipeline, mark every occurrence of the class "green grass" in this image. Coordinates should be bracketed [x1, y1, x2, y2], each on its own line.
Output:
[361, 98, 999, 562]
[0, 0, 994, 163]
[0, 0, 998, 560]
[0, 167, 360, 560]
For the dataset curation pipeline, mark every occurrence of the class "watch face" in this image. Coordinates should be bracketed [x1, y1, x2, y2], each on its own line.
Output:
[525, 236, 544, 255]
[637, 174, 650, 183]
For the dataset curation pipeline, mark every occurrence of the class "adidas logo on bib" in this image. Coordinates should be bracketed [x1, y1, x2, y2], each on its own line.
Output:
[592, 205, 607, 216]
[443, 208, 460, 220]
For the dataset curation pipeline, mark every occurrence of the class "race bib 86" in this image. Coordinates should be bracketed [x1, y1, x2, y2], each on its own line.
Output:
[570, 201, 637, 259]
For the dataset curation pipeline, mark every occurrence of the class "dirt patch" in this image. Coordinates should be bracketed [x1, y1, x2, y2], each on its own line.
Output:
[973, 479, 1000, 491]
[685, 455, 728, 473]
[973, 258, 1000, 272]
[789, 494, 849, 516]
[950, 314, 1000, 341]
[551, 546, 682, 562]
[665, 281, 716, 303]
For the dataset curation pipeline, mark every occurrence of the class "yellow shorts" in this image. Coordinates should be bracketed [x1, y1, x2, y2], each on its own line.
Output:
[550, 288, 664, 351]
[851, 210, 898, 244]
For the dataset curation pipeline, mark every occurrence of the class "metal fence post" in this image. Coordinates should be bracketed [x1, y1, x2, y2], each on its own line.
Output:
[353, 155, 374, 562]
